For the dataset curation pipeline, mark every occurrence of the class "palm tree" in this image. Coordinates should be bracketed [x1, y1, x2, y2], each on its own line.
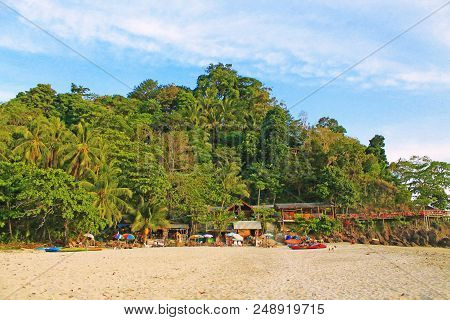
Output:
[0, 123, 11, 161]
[181, 100, 206, 129]
[219, 162, 250, 207]
[81, 163, 133, 226]
[13, 118, 49, 164]
[198, 90, 222, 146]
[220, 98, 237, 130]
[131, 197, 169, 242]
[64, 121, 100, 179]
[45, 117, 71, 168]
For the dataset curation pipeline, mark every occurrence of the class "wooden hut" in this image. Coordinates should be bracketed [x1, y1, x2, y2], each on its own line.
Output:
[227, 202, 255, 219]
[233, 221, 262, 238]
[274, 202, 333, 234]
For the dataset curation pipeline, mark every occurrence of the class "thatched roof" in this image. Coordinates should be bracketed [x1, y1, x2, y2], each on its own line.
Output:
[233, 221, 262, 230]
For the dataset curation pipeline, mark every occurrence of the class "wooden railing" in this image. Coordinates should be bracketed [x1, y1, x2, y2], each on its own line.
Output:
[337, 210, 448, 220]
[279, 210, 449, 221]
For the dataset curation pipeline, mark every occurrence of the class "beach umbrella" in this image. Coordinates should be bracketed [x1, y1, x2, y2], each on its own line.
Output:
[113, 232, 122, 240]
[204, 234, 213, 238]
[232, 234, 244, 241]
[122, 234, 136, 241]
[83, 233, 95, 240]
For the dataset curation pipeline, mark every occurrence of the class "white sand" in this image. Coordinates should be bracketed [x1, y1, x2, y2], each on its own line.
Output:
[1, 243, 448, 300]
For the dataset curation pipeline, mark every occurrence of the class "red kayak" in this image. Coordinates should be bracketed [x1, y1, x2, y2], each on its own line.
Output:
[290, 243, 327, 250]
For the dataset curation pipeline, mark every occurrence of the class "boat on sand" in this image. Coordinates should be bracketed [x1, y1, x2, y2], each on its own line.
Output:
[289, 243, 327, 250]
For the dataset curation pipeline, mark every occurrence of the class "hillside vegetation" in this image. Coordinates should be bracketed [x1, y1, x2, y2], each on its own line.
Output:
[0, 63, 448, 242]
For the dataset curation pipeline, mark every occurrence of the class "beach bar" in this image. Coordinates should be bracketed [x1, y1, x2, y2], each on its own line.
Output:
[275, 202, 333, 234]
[233, 221, 262, 238]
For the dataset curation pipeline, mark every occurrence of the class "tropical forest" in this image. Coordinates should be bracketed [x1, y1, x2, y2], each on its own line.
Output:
[0, 63, 449, 243]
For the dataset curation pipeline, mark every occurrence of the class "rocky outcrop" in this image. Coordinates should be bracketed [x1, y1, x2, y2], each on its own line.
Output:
[322, 220, 450, 248]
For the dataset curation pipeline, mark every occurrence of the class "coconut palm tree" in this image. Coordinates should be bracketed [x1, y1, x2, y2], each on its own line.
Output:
[219, 162, 250, 207]
[182, 101, 207, 129]
[81, 163, 133, 226]
[64, 121, 100, 179]
[0, 123, 11, 161]
[130, 196, 169, 241]
[45, 117, 71, 168]
[13, 118, 49, 164]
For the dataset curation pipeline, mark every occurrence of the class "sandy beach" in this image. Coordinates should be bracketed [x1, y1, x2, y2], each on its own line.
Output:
[1, 243, 448, 300]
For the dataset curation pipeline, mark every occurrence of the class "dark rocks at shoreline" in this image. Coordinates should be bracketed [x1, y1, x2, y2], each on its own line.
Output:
[322, 222, 450, 248]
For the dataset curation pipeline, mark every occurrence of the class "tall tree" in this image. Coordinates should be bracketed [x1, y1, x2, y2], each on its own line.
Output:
[366, 134, 388, 171]
[81, 163, 133, 226]
[128, 79, 159, 101]
[390, 156, 449, 209]
[130, 197, 169, 241]
[64, 121, 100, 179]
[13, 118, 49, 165]
[316, 117, 347, 134]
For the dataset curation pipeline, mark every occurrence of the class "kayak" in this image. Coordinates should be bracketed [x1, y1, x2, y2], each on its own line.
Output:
[59, 247, 103, 252]
[45, 247, 62, 252]
[290, 243, 327, 250]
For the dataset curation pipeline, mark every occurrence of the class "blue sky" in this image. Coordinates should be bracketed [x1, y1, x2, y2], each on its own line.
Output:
[1, 0, 449, 162]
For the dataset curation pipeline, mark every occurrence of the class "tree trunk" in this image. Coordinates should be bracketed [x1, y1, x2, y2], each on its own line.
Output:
[257, 188, 261, 206]
[8, 219, 13, 239]
[216, 230, 222, 244]
[64, 220, 69, 245]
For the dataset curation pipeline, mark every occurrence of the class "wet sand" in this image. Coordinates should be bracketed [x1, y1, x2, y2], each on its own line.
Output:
[1, 243, 448, 300]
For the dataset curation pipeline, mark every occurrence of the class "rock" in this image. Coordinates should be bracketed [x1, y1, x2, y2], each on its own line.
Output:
[437, 237, 450, 248]
[427, 230, 438, 246]
[357, 236, 368, 244]
[410, 233, 420, 245]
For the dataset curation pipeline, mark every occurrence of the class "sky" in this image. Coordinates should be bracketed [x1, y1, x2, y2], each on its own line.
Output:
[0, 0, 449, 162]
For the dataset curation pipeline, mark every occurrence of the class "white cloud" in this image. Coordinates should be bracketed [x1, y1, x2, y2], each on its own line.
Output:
[1, 0, 450, 91]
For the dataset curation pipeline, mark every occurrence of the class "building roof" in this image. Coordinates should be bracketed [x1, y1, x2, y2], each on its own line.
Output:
[233, 221, 262, 230]
[252, 204, 274, 209]
[168, 223, 189, 230]
[227, 202, 254, 212]
[275, 202, 333, 210]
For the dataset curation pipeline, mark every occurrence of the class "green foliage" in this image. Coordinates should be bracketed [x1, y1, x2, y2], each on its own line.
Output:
[81, 163, 133, 226]
[128, 79, 159, 101]
[253, 208, 276, 232]
[316, 117, 347, 134]
[197, 208, 235, 235]
[391, 156, 449, 210]
[0, 161, 104, 241]
[0, 64, 443, 243]
[366, 134, 389, 174]
[316, 166, 359, 211]
[130, 196, 169, 232]
[294, 215, 342, 236]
